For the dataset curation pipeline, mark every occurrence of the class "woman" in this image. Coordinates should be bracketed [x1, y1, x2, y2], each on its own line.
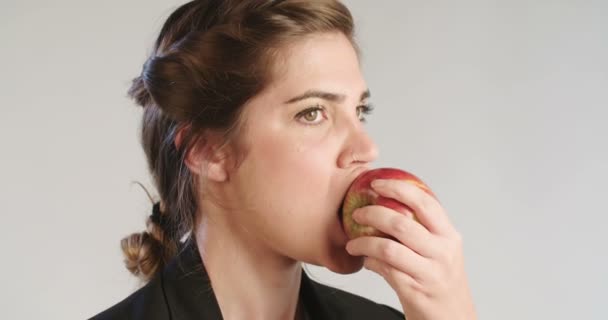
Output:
[91, 0, 477, 319]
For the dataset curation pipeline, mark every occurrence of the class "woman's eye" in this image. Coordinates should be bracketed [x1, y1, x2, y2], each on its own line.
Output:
[357, 103, 375, 123]
[296, 105, 326, 126]
[295, 103, 374, 126]
[303, 110, 319, 122]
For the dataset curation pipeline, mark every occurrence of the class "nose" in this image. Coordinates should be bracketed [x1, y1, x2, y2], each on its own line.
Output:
[338, 122, 379, 168]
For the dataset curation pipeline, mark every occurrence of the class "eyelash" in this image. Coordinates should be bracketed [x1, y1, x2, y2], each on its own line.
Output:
[295, 103, 375, 126]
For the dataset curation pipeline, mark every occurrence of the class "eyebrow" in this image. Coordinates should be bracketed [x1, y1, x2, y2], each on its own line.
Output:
[284, 89, 370, 104]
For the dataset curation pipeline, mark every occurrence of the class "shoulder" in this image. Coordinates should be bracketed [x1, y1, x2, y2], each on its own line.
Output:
[88, 275, 169, 320]
[308, 279, 405, 319]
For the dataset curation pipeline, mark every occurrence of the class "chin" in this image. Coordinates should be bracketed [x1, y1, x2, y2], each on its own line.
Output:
[311, 249, 365, 275]
[327, 256, 365, 274]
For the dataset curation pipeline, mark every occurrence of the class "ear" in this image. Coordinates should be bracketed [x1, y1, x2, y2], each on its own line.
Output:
[175, 126, 232, 183]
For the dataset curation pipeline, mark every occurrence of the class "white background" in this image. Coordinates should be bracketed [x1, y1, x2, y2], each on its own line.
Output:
[1, 0, 606, 319]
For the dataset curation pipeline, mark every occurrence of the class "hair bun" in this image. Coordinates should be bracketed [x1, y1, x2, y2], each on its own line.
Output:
[127, 72, 153, 108]
[139, 54, 200, 121]
[120, 231, 164, 281]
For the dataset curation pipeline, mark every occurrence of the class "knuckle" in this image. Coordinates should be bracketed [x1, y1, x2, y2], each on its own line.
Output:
[438, 238, 462, 266]
[387, 266, 402, 281]
[397, 188, 410, 202]
[418, 193, 435, 213]
[426, 263, 444, 285]
[410, 281, 427, 297]
[380, 241, 398, 261]
[437, 239, 453, 263]
[392, 217, 410, 234]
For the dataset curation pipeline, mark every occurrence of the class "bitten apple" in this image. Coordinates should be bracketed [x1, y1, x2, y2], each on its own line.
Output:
[341, 167, 436, 240]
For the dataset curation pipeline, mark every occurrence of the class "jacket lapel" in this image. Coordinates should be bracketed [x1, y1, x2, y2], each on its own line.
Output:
[161, 239, 223, 319]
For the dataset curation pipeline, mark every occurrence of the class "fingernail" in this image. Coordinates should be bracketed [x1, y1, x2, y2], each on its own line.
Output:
[345, 242, 353, 253]
[371, 179, 387, 188]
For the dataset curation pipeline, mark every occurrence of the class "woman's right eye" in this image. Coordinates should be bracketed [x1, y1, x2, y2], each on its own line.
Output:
[295, 105, 327, 126]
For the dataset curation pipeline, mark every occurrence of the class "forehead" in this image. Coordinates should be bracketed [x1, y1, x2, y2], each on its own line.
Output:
[268, 32, 367, 100]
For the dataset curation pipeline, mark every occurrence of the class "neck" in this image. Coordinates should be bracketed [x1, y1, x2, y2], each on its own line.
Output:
[194, 213, 303, 320]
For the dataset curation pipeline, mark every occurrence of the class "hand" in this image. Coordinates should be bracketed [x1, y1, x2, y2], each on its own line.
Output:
[345, 179, 477, 320]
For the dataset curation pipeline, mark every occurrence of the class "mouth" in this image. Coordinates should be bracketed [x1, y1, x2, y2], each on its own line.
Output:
[335, 166, 371, 236]
[337, 205, 345, 232]
[337, 167, 367, 211]
[336, 208, 347, 238]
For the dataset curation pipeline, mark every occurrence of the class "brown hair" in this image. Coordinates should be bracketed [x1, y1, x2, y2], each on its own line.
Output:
[121, 0, 358, 282]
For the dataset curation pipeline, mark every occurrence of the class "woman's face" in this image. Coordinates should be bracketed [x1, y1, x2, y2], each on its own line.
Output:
[213, 32, 378, 274]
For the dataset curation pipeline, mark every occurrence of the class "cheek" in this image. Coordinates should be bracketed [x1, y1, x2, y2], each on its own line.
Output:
[237, 130, 336, 225]
[234, 111, 340, 212]
[256, 133, 332, 189]
[232, 126, 353, 263]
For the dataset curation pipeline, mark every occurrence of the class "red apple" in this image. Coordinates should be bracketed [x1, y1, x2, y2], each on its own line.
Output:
[341, 167, 437, 240]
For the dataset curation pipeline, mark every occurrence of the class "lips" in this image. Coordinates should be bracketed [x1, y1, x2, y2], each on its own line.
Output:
[336, 167, 370, 228]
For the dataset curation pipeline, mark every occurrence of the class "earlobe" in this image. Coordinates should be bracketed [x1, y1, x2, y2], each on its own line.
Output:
[203, 158, 229, 182]
[180, 129, 231, 183]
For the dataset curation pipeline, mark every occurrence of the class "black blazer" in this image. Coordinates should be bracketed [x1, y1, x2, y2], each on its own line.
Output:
[90, 240, 405, 320]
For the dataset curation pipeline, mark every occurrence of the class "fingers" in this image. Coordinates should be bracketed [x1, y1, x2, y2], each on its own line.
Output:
[363, 256, 423, 293]
[346, 235, 430, 281]
[371, 179, 455, 237]
[352, 205, 440, 258]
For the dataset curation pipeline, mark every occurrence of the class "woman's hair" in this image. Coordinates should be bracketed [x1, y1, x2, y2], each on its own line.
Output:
[121, 0, 358, 282]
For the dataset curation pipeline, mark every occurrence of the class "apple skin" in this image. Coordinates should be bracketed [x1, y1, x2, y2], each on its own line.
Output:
[341, 168, 436, 240]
